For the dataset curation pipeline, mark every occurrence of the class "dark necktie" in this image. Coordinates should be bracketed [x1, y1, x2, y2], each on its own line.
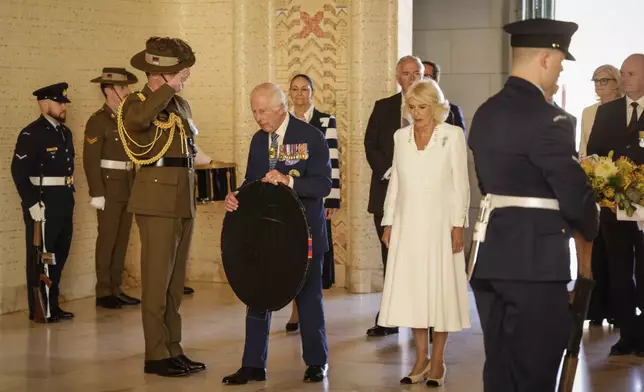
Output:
[269, 132, 279, 170]
[56, 125, 66, 142]
[628, 102, 639, 133]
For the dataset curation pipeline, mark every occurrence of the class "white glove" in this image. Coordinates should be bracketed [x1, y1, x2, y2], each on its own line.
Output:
[381, 167, 392, 181]
[29, 202, 45, 221]
[90, 196, 106, 210]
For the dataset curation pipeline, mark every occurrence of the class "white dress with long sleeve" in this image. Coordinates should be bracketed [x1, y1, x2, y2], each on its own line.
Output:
[377, 122, 471, 332]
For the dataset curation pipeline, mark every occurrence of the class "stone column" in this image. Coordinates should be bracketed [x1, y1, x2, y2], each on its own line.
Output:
[233, 0, 276, 176]
[345, 0, 412, 293]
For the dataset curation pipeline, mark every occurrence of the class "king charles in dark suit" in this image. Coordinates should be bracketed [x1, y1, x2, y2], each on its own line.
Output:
[223, 83, 332, 384]
[587, 53, 644, 357]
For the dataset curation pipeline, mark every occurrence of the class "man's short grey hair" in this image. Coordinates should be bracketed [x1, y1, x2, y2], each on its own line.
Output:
[251, 82, 288, 110]
[271, 87, 288, 109]
[396, 55, 424, 74]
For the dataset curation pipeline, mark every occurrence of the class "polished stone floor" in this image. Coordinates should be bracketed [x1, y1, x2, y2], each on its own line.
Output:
[0, 283, 642, 392]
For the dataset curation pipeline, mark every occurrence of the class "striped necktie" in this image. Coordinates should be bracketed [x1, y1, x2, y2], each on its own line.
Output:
[269, 132, 279, 170]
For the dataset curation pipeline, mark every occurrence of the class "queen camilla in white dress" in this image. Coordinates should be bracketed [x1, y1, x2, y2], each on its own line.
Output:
[377, 121, 471, 332]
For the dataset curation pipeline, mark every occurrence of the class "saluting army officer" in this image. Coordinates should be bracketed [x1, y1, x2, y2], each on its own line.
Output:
[468, 19, 599, 391]
[83, 68, 141, 309]
[120, 37, 212, 377]
[11, 82, 76, 322]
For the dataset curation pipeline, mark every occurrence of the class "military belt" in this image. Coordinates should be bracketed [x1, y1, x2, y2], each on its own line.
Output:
[152, 157, 194, 169]
[467, 193, 560, 280]
[100, 159, 134, 171]
[29, 176, 74, 186]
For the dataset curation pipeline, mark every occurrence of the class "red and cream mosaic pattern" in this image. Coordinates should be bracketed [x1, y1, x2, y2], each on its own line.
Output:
[275, 0, 350, 287]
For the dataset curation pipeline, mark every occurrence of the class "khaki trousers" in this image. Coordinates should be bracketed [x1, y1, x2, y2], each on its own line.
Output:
[95, 201, 133, 297]
[136, 214, 194, 360]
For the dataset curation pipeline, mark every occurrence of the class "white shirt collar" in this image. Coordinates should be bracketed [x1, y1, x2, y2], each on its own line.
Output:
[626, 95, 644, 109]
[289, 104, 314, 123]
[43, 114, 60, 128]
[271, 113, 289, 140]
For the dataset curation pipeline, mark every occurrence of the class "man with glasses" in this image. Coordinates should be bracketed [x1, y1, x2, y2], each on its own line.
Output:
[587, 53, 644, 357]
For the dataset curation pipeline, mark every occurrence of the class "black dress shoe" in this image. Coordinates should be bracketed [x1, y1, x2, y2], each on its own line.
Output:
[174, 354, 206, 373]
[184, 286, 195, 295]
[222, 367, 266, 385]
[609, 339, 637, 356]
[47, 315, 61, 323]
[116, 293, 141, 306]
[53, 308, 74, 319]
[96, 295, 123, 309]
[303, 364, 328, 382]
[286, 321, 299, 332]
[366, 325, 398, 337]
[589, 319, 604, 326]
[144, 358, 191, 377]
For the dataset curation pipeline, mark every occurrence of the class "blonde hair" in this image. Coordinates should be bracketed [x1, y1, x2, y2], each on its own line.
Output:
[403, 79, 450, 124]
[592, 64, 623, 98]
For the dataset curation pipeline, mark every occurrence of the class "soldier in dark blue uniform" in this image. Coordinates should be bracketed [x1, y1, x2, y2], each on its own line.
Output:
[468, 19, 599, 391]
[11, 82, 76, 323]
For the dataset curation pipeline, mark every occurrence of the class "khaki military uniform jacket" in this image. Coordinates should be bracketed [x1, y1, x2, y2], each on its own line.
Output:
[83, 104, 135, 203]
[121, 84, 196, 218]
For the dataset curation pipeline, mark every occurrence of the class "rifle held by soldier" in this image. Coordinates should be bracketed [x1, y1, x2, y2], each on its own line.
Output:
[30, 220, 54, 323]
[558, 231, 595, 392]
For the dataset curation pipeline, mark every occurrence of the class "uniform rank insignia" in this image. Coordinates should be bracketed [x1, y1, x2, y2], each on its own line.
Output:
[15, 153, 27, 160]
[553, 114, 567, 122]
[86, 136, 99, 144]
[46, 147, 58, 152]
[288, 169, 300, 177]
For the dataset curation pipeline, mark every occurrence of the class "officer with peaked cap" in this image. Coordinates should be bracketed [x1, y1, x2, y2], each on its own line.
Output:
[83, 68, 141, 310]
[11, 82, 76, 323]
[468, 19, 599, 391]
[119, 37, 212, 377]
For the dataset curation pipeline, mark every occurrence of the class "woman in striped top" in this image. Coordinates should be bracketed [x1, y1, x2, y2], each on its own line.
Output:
[285, 73, 341, 332]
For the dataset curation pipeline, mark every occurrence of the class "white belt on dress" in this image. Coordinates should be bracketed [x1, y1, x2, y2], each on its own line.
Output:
[100, 159, 133, 171]
[467, 193, 560, 280]
[29, 176, 74, 186]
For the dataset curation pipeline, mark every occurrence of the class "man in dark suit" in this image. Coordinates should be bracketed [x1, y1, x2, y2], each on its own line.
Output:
[468, 19, 599, 391]
[222, 82, 332, 384]
[422, 60, 466, 132]
[363, 55, 423, 337]
[587, 53, 644, 357]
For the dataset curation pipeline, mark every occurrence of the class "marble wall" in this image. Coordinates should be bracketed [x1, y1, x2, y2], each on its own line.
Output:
[412, 0, 516, 253]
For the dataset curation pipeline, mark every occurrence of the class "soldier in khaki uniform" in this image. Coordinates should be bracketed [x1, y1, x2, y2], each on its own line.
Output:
[84, 67, 142, 309]
[120, 37, 211, 377]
